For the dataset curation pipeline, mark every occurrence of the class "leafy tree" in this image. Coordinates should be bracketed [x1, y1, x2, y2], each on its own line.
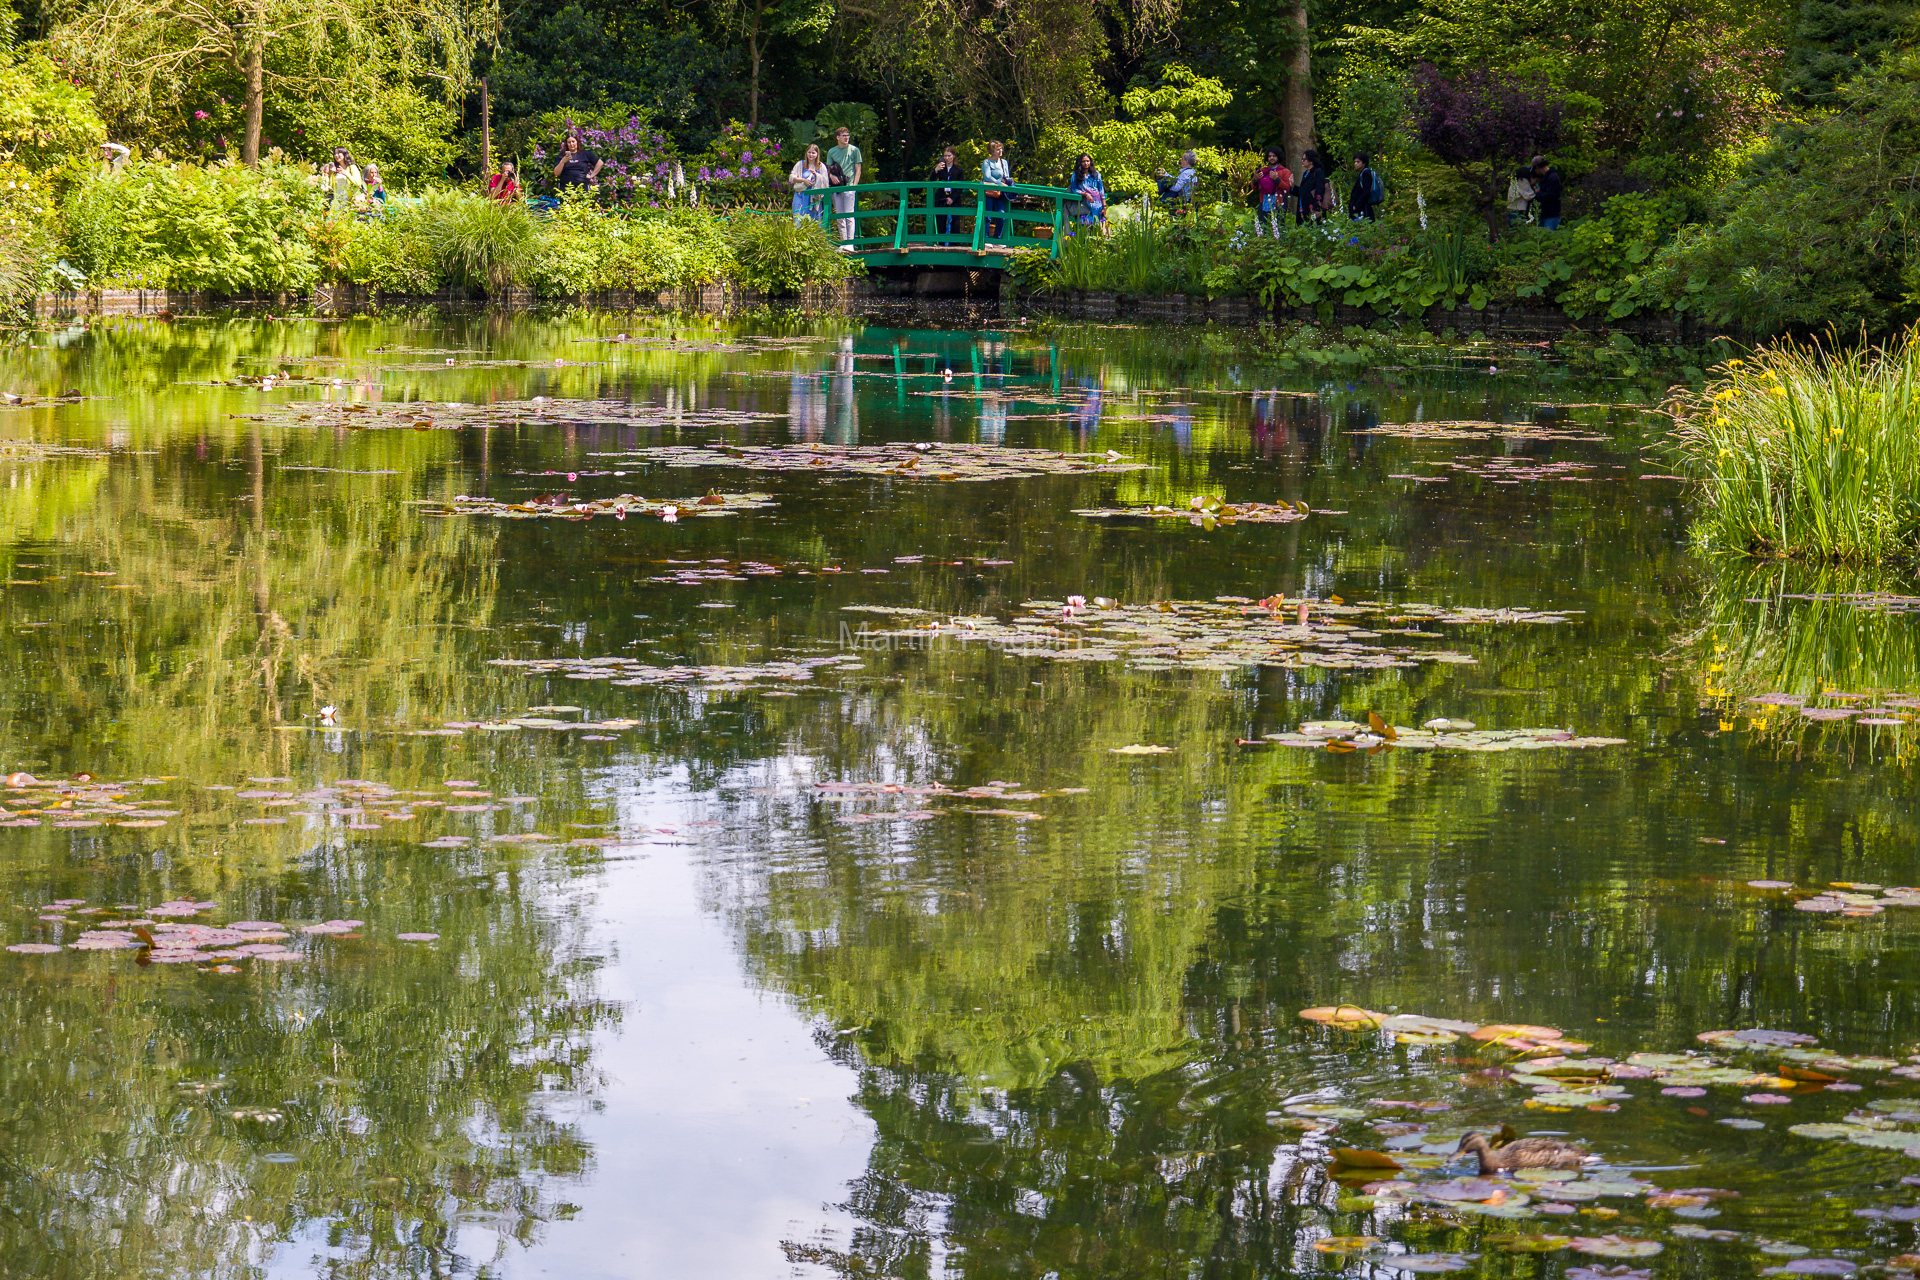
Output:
[48, 0, 497, 166]
[1787, 0, 1918, 101]
[1645, 51, 1920, 334]
[1393, 0, 1789, 166]
[0, 48, 106, 168]
[710, 0, 832, 127]
[1034, 65, 1235, 195]
[483, 1, 729, 135]
[1412, 61, 1563, 231]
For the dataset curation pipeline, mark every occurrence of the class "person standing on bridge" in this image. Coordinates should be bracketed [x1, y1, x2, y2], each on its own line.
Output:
[981, 141, 1011, 241]
[931, 146, 965, 238]
[827, 126, 863, 247]
[1066, 153, 1107, 233]
[789, 144, 830, 225]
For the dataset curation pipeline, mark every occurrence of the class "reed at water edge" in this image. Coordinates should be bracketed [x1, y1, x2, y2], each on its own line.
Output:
[1667, 329, 1920, 562]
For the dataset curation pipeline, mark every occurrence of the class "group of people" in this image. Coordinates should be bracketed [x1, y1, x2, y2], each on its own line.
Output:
[785, 126, 876, 242]
[1505, 155, 1565, 229]
[315, 147, 388, 215]
[1250, 149, 1385, 235]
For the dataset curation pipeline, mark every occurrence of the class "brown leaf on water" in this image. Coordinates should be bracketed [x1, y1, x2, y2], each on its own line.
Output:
[1779, 1065, 1839, 1083]
[1368, 712, 1399, 741]
[1332, 1148, 1404, 1169]
[1326, 741, 1358, 754]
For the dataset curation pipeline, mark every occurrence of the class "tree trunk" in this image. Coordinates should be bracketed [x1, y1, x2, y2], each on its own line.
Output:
[1281, 0, 1315, 169]
[746, 3, 763, 128]
[242, 27, 265, 167]
[480, 77, 492, 176]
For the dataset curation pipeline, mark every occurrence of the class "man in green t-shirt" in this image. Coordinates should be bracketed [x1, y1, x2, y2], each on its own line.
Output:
[827, 127, 863, 247]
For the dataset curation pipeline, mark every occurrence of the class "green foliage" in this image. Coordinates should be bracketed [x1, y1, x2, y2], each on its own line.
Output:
[812, 103, 879, 156]
[484, 4, 724, 133]
[1668, 335, 1920, 560]
[1548, 193, 1685, 318]
[496, 103, 656, 175]
[527, 201, 735, 295]
[280, 79, 459, 185]
[0, 50, 106, 170]
[1788, 0, 1917, 101]
[1033, 66, 1236, 198]
[1644, 53, 1920, 335]
[724, 213, 862, 293]
[58, 160, 323, 291]
[0, 161, 58, 302]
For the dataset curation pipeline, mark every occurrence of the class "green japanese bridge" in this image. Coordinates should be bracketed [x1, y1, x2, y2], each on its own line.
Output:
[802, 180, 1085, 269]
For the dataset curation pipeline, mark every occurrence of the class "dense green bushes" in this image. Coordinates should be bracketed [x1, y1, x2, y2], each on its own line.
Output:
[62, 162, 325, 292]
[42, 163, 858, 299]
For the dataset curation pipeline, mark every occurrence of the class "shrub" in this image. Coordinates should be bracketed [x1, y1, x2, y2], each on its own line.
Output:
[1644, 53, 1920, 336]
[529, 203, 734, 296]
[58, 160, 323, 292]
[725, 214, 861, 294]
[1667, 334, 1920, 562]
[692, 120, 785, 208]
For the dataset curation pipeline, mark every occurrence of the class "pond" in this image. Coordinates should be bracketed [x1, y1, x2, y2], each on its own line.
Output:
[0, 308, 1914, 1279]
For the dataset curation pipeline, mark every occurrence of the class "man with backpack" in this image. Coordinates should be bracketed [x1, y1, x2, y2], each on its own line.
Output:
[1348, 154, 1384, 221]
[827, 125, 863, 247]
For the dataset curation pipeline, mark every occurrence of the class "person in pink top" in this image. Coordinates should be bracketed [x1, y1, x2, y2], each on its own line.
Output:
[1253, 148, 1292, 238]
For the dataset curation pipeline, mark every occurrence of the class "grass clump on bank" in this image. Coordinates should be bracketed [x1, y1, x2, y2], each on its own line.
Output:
[1668, 333, 1920, 562]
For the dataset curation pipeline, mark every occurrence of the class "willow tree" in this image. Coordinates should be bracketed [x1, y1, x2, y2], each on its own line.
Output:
[51, 0, 497, 165]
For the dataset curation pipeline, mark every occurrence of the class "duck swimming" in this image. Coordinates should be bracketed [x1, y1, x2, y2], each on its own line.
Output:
[1458, 1131, 1593, 1173]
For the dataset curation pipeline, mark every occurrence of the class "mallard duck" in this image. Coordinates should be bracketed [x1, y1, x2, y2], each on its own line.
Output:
[1459, 1130, 1593, 1173]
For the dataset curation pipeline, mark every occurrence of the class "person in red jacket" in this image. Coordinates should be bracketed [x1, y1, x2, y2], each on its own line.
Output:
[487, 161, 520, 202]
[1253, 148, 1292, 237]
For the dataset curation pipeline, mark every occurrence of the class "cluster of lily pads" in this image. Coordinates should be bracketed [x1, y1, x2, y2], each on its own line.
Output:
[1289, 1010, 1919, 1273]
[240, 397, 785, 434]
[1387, 459, 1610, 484]
[1351, 419, 1610, 444]
[1748, 693, 1918, 727]
[489, 654, 861, 694]
[7, 897, 441, 971]
[816, 778, 1092, 825]
[1071, 496, 1331, 527]
[1254, 718, 1628, 753]
[414, 491, 776, 521]
[851, 596, 1574, 675]
[598, 442, 1151, 481]
[1744, 879, 1920, 918]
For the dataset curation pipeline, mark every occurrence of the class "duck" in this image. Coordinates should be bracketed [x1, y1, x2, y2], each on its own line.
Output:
[1458, 1131, 1592, 1173]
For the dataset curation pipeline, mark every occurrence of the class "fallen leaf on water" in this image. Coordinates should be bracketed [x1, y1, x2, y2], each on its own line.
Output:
[1108, 744, 1173, 755]
[1569, 1237, 1662, 1259]
[1312, 1237, 1380, 1253]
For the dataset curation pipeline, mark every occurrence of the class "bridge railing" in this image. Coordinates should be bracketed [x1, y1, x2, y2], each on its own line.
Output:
[793, 181, 1083, 258]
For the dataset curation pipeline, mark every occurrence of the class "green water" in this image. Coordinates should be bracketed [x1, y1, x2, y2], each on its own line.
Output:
[0, 310, 1915, 1279]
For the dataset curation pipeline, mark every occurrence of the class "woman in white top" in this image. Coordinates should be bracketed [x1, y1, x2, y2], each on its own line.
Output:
[329, 147, 365, 213]
[788, 144, 830, 224]
[981, 140, 1011, 241]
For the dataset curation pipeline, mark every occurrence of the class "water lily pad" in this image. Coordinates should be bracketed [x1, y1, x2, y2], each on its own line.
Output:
[1567, 1267, 1653, 1280]
[1672, 1226, 1742, 1241]
[1718, 1118, 1766, 1130]
[1379, 1254, 1477, 1273]
[1772, 1260, 1857, 1275]
[1569, 1236, 1662, 1259]
[1489, 1233, 1572, 1253]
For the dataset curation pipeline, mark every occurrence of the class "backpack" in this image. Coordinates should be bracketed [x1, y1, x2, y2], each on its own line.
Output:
[1368, 169, 1386, 205]
[827, 161, 849, 186]
[1317, 178, 1338, 212]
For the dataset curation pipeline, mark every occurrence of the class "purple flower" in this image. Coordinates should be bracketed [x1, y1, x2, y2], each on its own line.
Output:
[698, 166, 711, 180]
[751, 166, 761, 177]
[194, 110, 209, 120]
[740, 150, 752, 163]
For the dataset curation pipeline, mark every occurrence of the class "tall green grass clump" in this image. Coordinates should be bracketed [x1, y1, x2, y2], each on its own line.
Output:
[1669, 332, 1920, 562]
[411, 190, 539, 293]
